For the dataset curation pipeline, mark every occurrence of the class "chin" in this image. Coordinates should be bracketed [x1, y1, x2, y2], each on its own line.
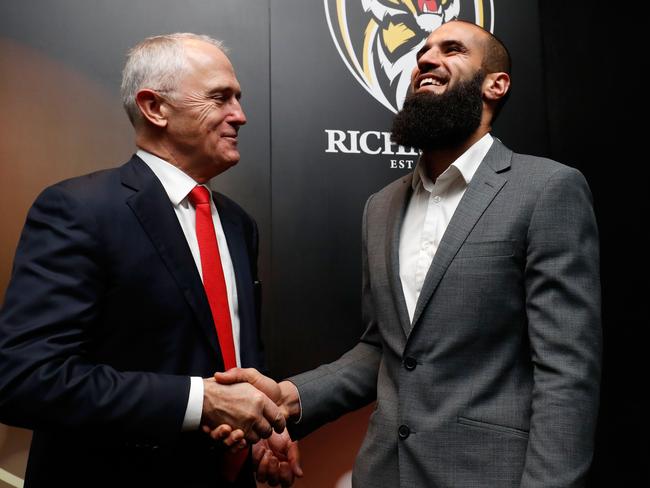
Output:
[212, 156, 239, 174]
[224, 155, 240, 167]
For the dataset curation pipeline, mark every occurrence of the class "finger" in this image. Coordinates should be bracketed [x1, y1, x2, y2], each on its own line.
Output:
[223, 429, 244, 447]
[256, 448, 273, 483]
[262, 397, 286, 434]
[245, 428, 261, 444]
[273, 412, 287, 436]
[288, 441, 303, 477]
[228, 428, 244, 442]
[229, 438, 247, 453]
[278, 461, 295, 488]
[268, 429, 291, 459]
[209, 424, 232, 441]
[214, 367, 252, 385]
[252, 442, 267, 467]
[253, 417, 274, 440]
[266, 454, 280, 486]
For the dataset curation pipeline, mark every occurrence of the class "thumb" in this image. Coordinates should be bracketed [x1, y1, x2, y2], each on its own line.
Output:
[214, 367, 248, 385]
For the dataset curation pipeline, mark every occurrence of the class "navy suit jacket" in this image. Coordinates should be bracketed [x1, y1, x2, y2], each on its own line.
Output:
[0, 155, 262, 487]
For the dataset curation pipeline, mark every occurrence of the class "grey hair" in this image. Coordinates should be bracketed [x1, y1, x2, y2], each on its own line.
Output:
[120, 33, 227, 127]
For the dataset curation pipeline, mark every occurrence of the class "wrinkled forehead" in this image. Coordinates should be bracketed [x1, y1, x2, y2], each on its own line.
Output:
[178, 39, 239, 91]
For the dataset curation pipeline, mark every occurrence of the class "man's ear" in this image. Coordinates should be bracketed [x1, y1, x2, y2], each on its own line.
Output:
[135, 89, 169, 128]
[483, 72, 510, 102]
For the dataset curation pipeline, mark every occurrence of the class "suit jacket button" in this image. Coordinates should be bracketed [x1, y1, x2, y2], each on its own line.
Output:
[398, 425, 410, 439]
[403, 357, 417, 371]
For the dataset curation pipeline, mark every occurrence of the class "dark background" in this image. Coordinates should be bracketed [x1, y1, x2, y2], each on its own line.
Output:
[538, 2, 644, 485]
[0, 0, 644, 485]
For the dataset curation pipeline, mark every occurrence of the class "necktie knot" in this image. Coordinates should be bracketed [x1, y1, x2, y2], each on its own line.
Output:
[188, 185, 211, 207]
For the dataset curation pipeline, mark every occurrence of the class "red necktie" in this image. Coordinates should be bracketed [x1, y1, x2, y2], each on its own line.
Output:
[188, 185, 247, 480]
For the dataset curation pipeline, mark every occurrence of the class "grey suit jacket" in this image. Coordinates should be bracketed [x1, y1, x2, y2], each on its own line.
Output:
[289, 140, 601, 488]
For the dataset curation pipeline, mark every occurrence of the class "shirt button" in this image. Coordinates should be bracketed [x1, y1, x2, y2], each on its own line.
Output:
[403, 357, 417, 371]
[398, 425, 411, 439]
[433, 195, 441, 203]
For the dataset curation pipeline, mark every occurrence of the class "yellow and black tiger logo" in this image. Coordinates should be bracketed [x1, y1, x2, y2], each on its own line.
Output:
[324, 0, 495, 112]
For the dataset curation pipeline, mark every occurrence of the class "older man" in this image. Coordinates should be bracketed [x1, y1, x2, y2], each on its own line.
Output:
[217, 20, 601, 487]
[0, 33, 299, 487]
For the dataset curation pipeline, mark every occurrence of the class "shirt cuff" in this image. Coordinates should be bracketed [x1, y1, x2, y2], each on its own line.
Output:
[181, 376, 204, 431]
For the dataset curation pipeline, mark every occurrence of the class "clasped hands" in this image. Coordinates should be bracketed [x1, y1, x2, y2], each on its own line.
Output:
[200, 368, 302, 486]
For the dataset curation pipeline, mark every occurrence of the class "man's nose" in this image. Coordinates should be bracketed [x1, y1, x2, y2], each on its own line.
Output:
[230, 100, 247, 126]
[418, 48, 441, 72]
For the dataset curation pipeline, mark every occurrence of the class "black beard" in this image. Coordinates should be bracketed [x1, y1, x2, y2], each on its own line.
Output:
[391, 70, 485, 151]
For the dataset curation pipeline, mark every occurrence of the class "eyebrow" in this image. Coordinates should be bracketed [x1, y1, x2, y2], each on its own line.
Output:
[441, 40, 468, 51]
[416, 39, 468, 59]
[207, 85, 242, 98]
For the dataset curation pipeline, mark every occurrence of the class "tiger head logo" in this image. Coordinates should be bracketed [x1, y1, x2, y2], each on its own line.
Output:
[324, 0, 495, 113]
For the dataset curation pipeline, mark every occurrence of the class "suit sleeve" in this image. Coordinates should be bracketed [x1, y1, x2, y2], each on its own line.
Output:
[0, 185, 189, 438]
[288, 195, 381, 439]
[521, 167, 601, 487]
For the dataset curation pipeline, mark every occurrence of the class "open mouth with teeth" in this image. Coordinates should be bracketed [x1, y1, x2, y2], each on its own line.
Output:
[417, 75, 449, 90]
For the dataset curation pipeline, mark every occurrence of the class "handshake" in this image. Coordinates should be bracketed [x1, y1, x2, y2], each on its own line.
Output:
[200, 368, 303, 486]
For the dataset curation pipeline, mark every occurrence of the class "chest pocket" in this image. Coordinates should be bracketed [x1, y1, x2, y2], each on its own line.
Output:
[455, 240, 516, 259]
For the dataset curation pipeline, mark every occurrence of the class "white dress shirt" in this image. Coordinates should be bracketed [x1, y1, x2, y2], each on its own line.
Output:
[399, 133, 493, 322]
[137, 149, 241, 431]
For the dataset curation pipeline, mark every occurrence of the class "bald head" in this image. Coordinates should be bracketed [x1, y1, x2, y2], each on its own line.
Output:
[450, 20, 511, 75]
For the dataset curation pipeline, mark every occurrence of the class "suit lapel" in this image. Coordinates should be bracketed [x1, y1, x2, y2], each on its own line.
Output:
[214, 196, 248, 281]
[408, 140, 512, 332]
[385, 176, 414, 337]
[121, 157, 223, 360]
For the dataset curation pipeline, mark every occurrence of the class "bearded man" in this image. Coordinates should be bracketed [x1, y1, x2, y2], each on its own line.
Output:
[217, 20, 601, 487]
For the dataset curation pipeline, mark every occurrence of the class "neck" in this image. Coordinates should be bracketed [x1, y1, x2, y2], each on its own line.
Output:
[135, 133, 212, 184]
[421, 126, 489, 181]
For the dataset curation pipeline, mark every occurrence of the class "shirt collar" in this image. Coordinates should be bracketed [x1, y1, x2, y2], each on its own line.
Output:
[411, 133, 494, 191]
[136, 149, 205, 206]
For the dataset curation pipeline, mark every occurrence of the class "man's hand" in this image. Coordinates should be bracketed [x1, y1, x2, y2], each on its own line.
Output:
[214, 367, 282, 403]
[202, 423, 247, 452]
[253, 428, 303, 487]
[214, 368, 302, 420]
[201, 377, 286, 444]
